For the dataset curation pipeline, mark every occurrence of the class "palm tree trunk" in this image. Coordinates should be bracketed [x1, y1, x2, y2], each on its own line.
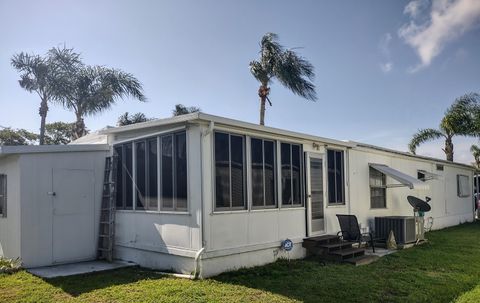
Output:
[74, 111, 86, 139]
[258, 85, 269, 126]
[38, 97, 48, 145]
[445, 136, 454, 161]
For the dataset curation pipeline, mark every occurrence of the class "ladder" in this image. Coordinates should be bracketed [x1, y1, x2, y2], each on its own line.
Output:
[97, 156, 118, 262]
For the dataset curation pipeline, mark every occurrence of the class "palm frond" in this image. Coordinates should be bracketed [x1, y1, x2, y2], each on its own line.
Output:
[442, 93, 480, 136]
[409, 128, 445, 154]
[471, 144, 480, 155]
[274, 50, 317, 101]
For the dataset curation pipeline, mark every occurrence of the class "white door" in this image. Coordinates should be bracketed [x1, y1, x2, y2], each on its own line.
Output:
[52, 168, 95, 264]
[306, 153, 325, 236]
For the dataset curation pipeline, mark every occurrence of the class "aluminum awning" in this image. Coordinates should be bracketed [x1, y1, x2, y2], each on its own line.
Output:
[369, 163, 429, 190]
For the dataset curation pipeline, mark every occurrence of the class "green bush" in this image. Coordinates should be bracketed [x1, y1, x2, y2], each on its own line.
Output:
[0, 257, 22, 274]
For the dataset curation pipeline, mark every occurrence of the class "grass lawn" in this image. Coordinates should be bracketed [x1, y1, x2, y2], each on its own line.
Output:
[2, 222, 480, 302]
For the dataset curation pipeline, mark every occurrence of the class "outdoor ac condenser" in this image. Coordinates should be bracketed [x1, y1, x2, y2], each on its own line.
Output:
[374, 216, 416, 244]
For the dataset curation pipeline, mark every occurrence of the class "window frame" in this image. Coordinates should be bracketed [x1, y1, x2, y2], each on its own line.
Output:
[250, 137, 277, 209]
[369, 167, 387, 209]
[457, 174, 470, 198]
[326, 149, 346, 205]
[0, 174, 6, 218]
[279, 141, 304, 208]
[213, 131, 247, 211]
[113, 130, 189, 213]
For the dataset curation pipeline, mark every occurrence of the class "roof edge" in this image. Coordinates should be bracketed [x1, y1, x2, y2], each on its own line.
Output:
[0, 144, 110, 155]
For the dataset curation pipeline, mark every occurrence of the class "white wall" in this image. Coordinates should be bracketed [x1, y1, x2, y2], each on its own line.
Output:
[347, 148, 474, 233]
[19, 151, 107, 267]
[0, 155, 21, 259]
[112, 125, 203, 269]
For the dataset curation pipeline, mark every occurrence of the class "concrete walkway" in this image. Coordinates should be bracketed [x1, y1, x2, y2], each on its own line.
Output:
[28, 260, 136, 278]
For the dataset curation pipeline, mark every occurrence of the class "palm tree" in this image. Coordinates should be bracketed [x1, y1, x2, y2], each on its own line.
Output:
[172, 104, 200, 116]
[10, 47, 81, 144]
[471, 145, 480, 169]
[409, 94, 480, 161]
[59, 66, 146, 138]
[250, 33, 317, 125]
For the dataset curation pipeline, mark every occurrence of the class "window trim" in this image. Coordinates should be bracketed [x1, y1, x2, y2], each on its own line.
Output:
[0, 174, 6, 218]
[250, 137, 278, 209]
[369, 167, 387, 209]
[326, 148, 346, 205]
[213, 131, 247, 211]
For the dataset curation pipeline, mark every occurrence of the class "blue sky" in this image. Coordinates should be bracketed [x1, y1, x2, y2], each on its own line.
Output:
[0, 0, 479, 163]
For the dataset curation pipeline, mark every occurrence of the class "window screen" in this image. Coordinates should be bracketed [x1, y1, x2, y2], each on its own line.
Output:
[457, 175, 470, 197]
[281, 143, 303, 207]
[327, 149, 345, 204]
[251, 138, 276, 208]
[370, 167, 386, 208]
[0, 174, 6, 217]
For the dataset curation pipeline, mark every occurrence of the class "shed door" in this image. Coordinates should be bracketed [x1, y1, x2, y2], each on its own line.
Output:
[52, 168, 95, 264]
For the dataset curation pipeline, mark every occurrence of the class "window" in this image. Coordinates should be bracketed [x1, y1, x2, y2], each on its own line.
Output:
[327, 149, 345, 204]
[0, 174, 6, 217]
[436, 164, 444, 171]
[417, 171, 426, 181]
[251, 138, 276, 208]
[370, 167, 386, 208]
[114, 131, 188, 212]
[281, 143, 303, 206]
[214, 132, 246, 210]
[457, 174, 470, 197]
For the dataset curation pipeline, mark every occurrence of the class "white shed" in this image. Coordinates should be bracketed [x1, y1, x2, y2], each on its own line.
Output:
[0, 145, 109, 267]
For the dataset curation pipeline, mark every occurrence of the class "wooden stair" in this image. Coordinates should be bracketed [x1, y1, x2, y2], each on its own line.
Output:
[303, 235, 378, 266]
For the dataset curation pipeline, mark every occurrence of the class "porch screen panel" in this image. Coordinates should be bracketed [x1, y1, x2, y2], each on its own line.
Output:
[230, 135, 245, 207]
[281, 143, 292, 205]
[215, 132, 230, 208]
[251, 138, 264, 207]
[114, 146, 124, 208]
[125, 143, 133, 209]
[264, 140, 276, 206]
[291, 144, 301, 205]
[147, 138, 158, 210]
[327, 149, 345, 204]
[161, 135, 174, 209]
[0, 174, 6, 217]
[175, 133, 188, 210]
[135, 141, 146, 209]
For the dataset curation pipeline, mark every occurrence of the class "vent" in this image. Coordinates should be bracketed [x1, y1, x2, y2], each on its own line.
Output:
[375, 216, 416, 244]
[436, 164, 444, 171]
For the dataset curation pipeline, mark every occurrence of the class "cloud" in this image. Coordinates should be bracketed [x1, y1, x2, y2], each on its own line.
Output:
[399, 0, 480, 72]
[379, 33, 394, 73]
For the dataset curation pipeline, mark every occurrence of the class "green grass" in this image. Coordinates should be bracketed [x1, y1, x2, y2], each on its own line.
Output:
[2, 222, 480, 302]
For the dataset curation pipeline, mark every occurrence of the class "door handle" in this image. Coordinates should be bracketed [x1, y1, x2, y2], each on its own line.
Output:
[47, 191, 56, 196]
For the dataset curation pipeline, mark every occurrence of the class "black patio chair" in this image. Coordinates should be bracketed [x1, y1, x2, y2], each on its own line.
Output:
[336, 214, 375, 253]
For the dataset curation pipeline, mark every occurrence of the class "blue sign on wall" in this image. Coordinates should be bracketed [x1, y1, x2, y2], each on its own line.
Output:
[281, 239, 293, 251]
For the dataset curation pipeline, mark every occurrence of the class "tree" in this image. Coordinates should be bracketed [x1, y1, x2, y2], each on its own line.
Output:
[58, 65, 146, 139]
[172, 104, 201, 116]
[471, 145, 480, 169]
[44, 122, 76, 145]
[0, 127, 38, 145]
[117, 112, 151, 126]
[409, 94, 480, 161]
[249, 33, 317, 125]
[11, 47, 82, 145]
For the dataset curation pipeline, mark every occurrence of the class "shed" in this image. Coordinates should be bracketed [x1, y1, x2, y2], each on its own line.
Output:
[0, 144, 109, 267]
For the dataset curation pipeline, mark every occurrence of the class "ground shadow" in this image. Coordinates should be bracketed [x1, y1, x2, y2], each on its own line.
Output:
[46, 266, 166, 297]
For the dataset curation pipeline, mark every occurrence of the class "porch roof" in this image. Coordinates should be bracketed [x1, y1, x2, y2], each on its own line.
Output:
[369, 163, 429, 190]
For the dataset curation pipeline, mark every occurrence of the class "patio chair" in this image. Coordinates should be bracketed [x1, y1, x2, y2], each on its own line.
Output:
[336, 214, 375, 253]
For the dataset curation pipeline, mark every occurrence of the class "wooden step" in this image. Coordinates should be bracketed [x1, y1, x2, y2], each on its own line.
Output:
[329, 247, 365, 260]
[318, 242, 354, 251]
[344, 255, 379, 266]
[303, 234, 340, 245]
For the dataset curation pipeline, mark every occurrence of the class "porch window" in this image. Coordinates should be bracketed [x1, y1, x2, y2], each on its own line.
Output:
[327, 149, 345, 204]
[370, 167, 386, 208]
[281, 143, 303, 206]
[214, 132, 246, 210]
[251, 138, 276, 208]
[0, 174, 6, 217]
[114, 131, 188, 212]
[457, 174, 470, 197]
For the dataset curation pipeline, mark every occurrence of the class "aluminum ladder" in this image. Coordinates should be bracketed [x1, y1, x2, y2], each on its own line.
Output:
[97, 156, 117, 262]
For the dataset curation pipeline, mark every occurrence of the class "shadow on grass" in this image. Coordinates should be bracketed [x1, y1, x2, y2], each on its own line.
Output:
[46, 266, 166, 297]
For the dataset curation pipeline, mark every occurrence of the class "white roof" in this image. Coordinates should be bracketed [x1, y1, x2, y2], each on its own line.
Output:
[70, 131, 108, 145]
[370, 163, 429, 190]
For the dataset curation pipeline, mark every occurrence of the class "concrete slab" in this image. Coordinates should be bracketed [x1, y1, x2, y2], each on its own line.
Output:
[365, 247, 397, 257]
[28, 260, 136, 278]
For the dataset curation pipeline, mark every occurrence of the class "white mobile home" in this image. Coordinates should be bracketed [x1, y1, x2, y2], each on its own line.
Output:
[0, 113, 475, 277]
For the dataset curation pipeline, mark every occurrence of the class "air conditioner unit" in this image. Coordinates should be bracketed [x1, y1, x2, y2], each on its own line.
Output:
[375, 216, 416, 244]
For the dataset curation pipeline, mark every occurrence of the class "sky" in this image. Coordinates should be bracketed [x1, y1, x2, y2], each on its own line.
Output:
[0, 0, 479, 164]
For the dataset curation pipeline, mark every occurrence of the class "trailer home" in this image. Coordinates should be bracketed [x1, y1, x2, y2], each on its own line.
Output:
[0, 113, 475, 277]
